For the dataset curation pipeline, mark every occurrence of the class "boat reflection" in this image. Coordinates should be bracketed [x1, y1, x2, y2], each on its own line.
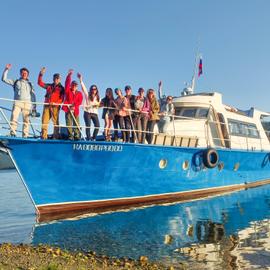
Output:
[32, 184, 270, 268]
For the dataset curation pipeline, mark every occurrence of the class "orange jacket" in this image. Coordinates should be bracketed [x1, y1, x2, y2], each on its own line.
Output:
[38, 73, 65, 104]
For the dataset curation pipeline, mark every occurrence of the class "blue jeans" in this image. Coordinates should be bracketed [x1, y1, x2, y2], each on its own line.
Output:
[146, 120, 156, 144]
[113, 115, 126, 142]
[83, 112, 100, 140]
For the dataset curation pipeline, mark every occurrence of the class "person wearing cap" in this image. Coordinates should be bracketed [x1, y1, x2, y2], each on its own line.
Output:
[38, 67, 65, 139]
[124, 85, 136, 142]
[77, 73, 100, 141]
[2, 64, 36, 138]
[113, 88, 128, 142]
[62, 69, 83, 140]
[134, 87, 150, 143]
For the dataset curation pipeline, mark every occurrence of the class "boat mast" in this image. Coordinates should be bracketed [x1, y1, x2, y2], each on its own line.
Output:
[181, 53, 200, 96]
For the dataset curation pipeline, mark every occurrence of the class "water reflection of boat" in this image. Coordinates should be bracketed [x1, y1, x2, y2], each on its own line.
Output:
[31, 183, 270, 266]
[179, 219, 270, 269]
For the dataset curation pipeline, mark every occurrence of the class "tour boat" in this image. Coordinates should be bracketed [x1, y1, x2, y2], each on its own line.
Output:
[1, 84, 270, 221]
[1, 57, 270, 221]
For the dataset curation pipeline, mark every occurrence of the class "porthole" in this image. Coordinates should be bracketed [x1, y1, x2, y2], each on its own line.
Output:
[233, 162, 240, 171]
[159, 159, 167, 169]
[182, 160, 189, 170]
[218, 162, 224, 171]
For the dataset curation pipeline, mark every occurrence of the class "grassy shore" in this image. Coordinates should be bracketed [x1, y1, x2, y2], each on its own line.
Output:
[0, 243, 185, 270]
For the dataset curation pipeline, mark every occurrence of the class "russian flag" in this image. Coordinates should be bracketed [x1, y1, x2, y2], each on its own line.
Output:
[198, 57, 203, 77]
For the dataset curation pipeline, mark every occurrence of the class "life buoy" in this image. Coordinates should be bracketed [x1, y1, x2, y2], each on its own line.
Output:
[203, 148, 219, 168]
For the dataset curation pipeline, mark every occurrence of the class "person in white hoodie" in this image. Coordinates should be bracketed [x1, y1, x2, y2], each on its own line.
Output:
[2, 64, 36, 137]
[78, 73, 100, 141]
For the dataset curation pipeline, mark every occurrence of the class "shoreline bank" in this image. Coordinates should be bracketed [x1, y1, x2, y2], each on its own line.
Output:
[0, 243, 185, 270]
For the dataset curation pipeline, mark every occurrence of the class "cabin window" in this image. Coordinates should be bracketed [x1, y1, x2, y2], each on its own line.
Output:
[228, 119, 260, 138]
[229, 121, 240, 135]
[175, 107, 209, 119]
[238, 123, 249, 136]
[182, 108, 196, 118]
[197, 108, 209, 118]
[247, 124, 259, 138]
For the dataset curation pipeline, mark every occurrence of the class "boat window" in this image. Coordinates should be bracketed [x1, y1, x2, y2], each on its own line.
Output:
[261, 119, 270, 140]
[228, 119, 260, 138]
[174, 107, 209, 119]
[182, 108, 196, 118]
[239, 123, 249, 136]
[197, 108, 209, 118]
[248, 124, 259, 138]
[229, 121, 240, 135]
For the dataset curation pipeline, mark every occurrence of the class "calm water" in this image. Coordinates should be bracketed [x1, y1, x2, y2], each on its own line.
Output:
[1, 170, 270, 269]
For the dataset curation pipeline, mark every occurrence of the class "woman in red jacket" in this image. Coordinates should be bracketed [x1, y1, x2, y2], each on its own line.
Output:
[62, 69, 83, 140]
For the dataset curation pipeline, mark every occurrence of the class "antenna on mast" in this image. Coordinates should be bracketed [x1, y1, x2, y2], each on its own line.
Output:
[181, 38, 202, 96]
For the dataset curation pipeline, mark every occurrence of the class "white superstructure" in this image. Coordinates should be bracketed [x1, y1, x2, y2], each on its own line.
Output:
[165, 92, 270, 151]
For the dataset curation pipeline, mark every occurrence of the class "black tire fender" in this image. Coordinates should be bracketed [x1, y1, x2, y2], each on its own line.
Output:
[203, 148, 219, 168]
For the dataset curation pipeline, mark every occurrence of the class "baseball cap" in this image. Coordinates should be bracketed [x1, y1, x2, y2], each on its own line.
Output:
[53, 73, 60, 79]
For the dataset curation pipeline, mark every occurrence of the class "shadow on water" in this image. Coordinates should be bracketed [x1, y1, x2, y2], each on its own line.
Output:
[1, 170, 270, 269]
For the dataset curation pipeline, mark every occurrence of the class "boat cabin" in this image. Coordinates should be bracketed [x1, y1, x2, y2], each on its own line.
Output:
[163, 92, 270, 151]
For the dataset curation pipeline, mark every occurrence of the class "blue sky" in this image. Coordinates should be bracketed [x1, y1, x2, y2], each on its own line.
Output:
[1, 0, 270, 112]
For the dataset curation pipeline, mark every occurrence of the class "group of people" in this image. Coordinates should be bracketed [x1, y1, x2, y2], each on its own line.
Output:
[1, 64, 175, 143]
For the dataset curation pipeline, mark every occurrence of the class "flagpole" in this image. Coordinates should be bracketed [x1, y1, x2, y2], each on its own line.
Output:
[181, 39, 202, 96]
[191, 37, 202, 94]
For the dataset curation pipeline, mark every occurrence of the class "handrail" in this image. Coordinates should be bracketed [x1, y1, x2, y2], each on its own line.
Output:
[0, 97, 270, 150]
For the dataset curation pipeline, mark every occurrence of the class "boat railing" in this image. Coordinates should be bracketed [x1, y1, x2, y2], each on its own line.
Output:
[0, 97, 269, 151]
[0, 97, 207, 143]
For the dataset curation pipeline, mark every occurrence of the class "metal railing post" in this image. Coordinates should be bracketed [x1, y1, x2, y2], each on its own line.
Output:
[172, 115, 177, 146]
[0, 108, 14, 135]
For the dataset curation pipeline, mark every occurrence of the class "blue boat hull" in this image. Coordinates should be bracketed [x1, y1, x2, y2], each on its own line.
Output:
[1, 137, 270, 218]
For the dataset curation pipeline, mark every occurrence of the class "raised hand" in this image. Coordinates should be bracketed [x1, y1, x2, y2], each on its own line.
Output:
[40, 67, 46, 75]
[68, 69, 74, 75]
[158, 81, 162, 88]
[77, 73, 82, 81]
[5, 64, 11, 70]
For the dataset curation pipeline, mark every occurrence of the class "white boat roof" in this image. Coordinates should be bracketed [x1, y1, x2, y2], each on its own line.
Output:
[173, 92, 270, 119]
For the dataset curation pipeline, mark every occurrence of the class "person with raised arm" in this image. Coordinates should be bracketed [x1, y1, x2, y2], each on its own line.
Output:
[38, 67, 65, 139]
[158, 95, 175, 133]
[1, 64, 37, 138]
[78, 73, 100, 141]
[62, 69, 83, 140]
